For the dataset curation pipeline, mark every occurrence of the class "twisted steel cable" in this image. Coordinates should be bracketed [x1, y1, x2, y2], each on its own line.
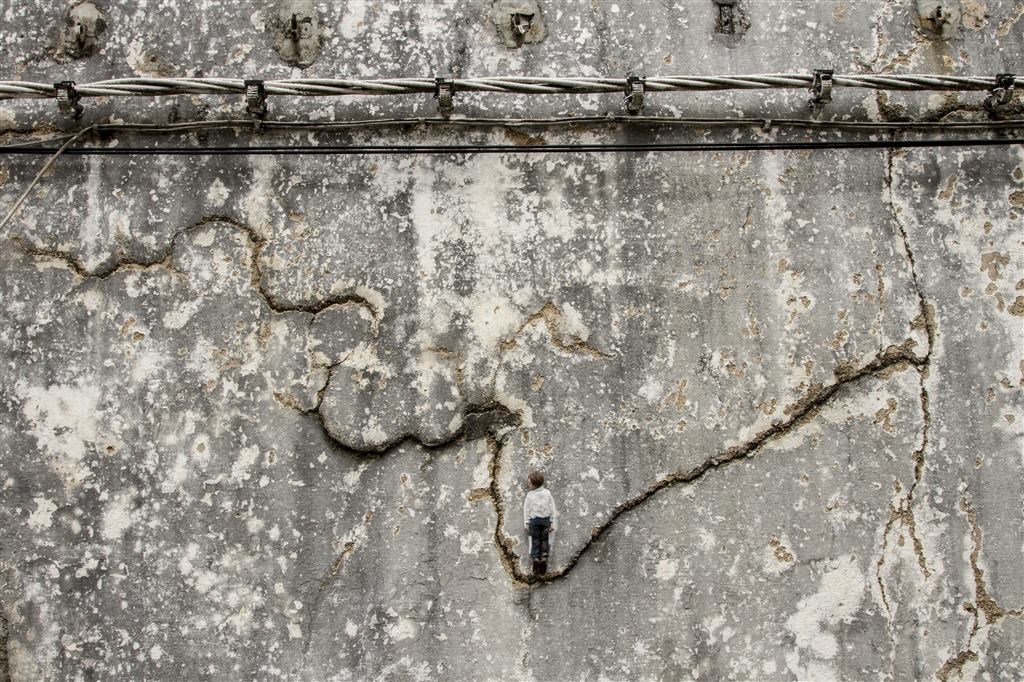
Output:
[0, 73, 1016, 100]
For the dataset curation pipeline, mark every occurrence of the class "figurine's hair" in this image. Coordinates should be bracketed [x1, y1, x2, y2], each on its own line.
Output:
[528, 471, 545, 488]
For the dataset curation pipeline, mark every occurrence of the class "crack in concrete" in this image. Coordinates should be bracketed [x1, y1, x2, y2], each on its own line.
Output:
[301, 537, 357, 655]
[499, 301, 615, 360]
[291, 299, 613, 456]
[855, 3, 924, 77]
[959, 495, 1024, 624]
[304, 397, 520, 458]
[873, 149, 939, 664]
[7, 216, 383, 323]
[9, 234, 186, 279]
[880, 146, 1024, 682]
[934, 495, 1024, 681]
[8, 218, 529, 461]
[472, 148, 948, 591]
[482, 431, 527, 584]
[874, 480, 898, 671]
[935, 649, 979, 682]
[484, 341, 929, 587]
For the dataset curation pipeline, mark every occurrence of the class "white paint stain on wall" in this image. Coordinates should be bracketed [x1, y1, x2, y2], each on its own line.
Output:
[206, 177, 230, 207]
[101, 490, 136, 542]
[26, 495, 57, 532]
[79, 156, 104, 272]
[17, 379, 103, 494]
[229, 445, 261, 486]
[785, 554, 866, 679]
[655, 558, 678, 580]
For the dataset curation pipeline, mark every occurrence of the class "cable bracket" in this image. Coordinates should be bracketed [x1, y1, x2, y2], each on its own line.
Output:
[625, 74, 646, 115]
[245, 79, 268, 119]
[54, 81, 84, 119]
[434, 77, 454, 118]
[986, 73, 1016, 112]
[511, 13, 534, 37]
[808, 69, 834, 117]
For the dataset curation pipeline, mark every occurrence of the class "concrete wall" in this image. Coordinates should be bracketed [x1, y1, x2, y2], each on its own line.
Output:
[1, 1, 1022, 680]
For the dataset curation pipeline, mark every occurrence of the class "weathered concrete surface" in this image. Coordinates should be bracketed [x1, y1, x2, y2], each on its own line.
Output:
[1, 1, 1022, 680]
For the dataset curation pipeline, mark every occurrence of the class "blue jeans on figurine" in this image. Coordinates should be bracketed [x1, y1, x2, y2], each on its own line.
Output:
[528, 516, 551, 575]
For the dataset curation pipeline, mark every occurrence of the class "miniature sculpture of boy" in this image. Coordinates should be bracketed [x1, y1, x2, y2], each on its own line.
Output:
[523, 471, 558, 576]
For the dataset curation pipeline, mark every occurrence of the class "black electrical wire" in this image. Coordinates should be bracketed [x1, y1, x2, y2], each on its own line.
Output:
[1, 137, 1020, 156]
[3, 117, 1022, 155]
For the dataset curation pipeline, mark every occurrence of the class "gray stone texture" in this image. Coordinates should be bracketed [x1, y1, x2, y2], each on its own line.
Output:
[1, 1, 1022, 680]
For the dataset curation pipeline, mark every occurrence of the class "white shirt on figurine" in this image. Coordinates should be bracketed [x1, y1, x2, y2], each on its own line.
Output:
[523, 486, 558, 532]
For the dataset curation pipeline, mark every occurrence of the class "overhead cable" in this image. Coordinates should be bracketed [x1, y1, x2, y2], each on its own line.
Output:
[0, 73, 1018, 101]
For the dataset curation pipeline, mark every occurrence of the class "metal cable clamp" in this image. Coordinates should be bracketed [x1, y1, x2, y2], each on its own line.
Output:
[625, 74, 645, 115]
[808, 69, 834, 117]
[986, 73, 1016, 113]
[434, 77, 454, 118]
[245, 79, 268, 119]
[54, 81, 83, 119]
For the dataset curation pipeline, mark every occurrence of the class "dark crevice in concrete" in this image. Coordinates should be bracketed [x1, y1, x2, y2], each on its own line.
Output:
[525, 301, 613, 358]
[934, 495, 1024, 680]
[461, 404, 521, 441]
[482, 430, 526, 584]
[298, 396, 521, 461]
[298, 299, 606, 456]
[310, 361, 340, 413]
[499, 301, 615, 360]
[885, 148, 1022, 680]
[874, 148, 938, 651]
[854, 4, 923, 79]
[8, 215, 382, 323]
[959, 495, 1024, 623]
[10, 218, 527, 461]
[874, 488, 899, 679]
[936, 649, 979, 682]
[9, 235, 184, 279]
[490, 341, 929, 587]
[271, 357, 338, 421]
[874, 370, 934, 588]
[884, 176, 926, 349]
[487, 298, 615, 407]
[884, 148, 938, 354]
[905, 375, 933, 571]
